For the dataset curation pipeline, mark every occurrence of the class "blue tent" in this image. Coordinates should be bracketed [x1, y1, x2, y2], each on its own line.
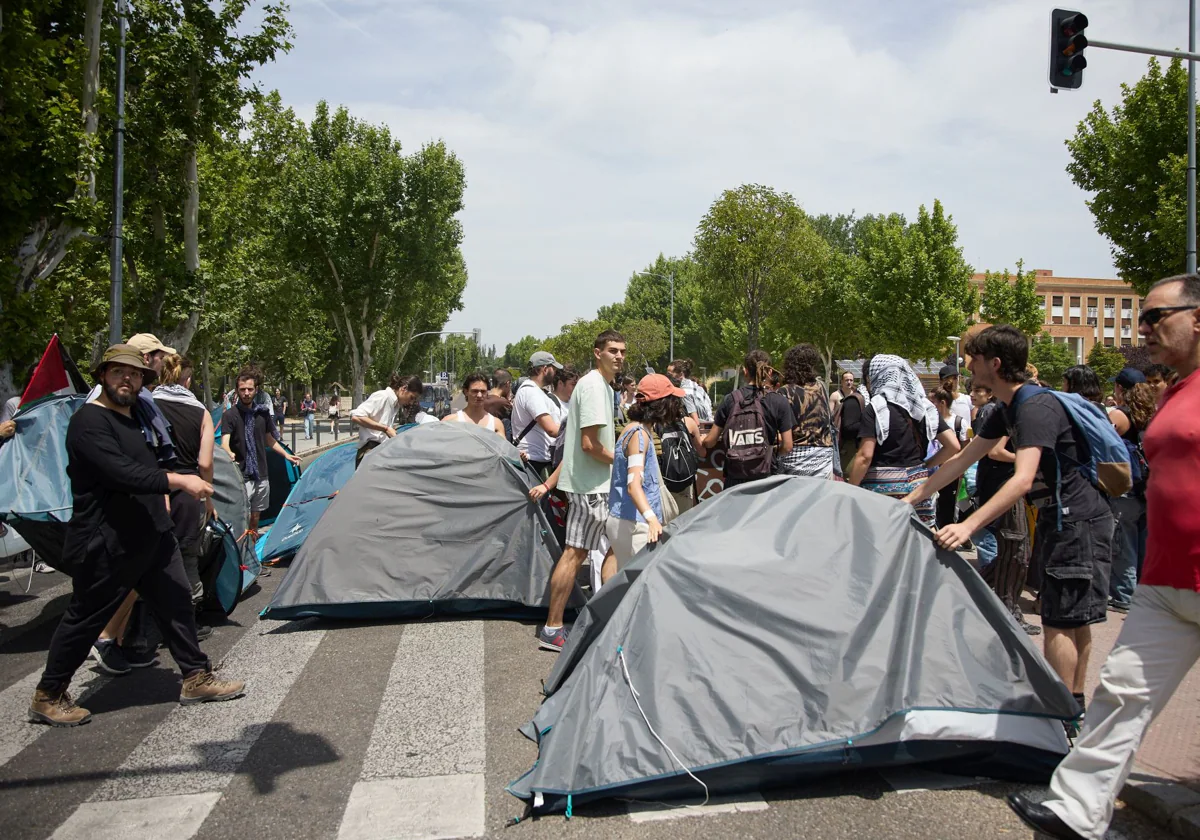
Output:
[257, 442, 356, 563]
[0, 394, 87, 574]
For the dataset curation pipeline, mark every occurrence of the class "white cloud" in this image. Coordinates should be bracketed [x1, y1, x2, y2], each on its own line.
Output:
[257, 1, 1191, 350]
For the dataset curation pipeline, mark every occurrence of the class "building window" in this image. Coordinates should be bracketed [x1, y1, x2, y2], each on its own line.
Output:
[1104, 325, 1115, 339]
[1052, 295, 1064, 321]
[1122, 337, 1132, 346]
[1104, 298, 1116, 319]
[1069, 296, 1081, 324]
[1121, 324, 1132, 338]
[1121, 297, 1133, 319]
[1105, 336, 1115, 346]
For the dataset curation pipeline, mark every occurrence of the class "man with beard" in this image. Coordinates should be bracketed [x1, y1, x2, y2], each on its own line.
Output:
[221, 368, 301, 537]
[29, 345, 245, 726]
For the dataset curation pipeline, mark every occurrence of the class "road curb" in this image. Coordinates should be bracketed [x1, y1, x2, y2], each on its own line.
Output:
[1120, 771, 1200, 838]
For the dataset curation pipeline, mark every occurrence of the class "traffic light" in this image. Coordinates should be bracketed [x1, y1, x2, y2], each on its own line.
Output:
[1049, 9, 1088, 90]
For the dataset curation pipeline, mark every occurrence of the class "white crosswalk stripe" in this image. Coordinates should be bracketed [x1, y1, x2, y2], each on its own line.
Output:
[627, 792, 769, 822]
[340, 621, 487, 840]
[38, 618, 326, 840]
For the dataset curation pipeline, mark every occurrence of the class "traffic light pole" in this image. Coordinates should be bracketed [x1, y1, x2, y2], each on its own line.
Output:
[1086, 1, 1198, 273]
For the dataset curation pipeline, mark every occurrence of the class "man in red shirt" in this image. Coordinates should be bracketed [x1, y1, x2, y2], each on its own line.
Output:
[1009, 273, 1200, 840]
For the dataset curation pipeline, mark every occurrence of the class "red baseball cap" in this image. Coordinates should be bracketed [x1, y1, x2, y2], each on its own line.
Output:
[635, 373, 685, 402]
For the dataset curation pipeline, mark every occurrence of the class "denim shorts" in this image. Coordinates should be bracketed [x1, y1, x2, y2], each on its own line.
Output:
[1035, 511, 1114, 629]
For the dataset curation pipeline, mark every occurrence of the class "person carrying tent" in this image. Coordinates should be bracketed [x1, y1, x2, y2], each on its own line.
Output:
[904, 324, 1120, 740]
[29, 344, 245, 727]
[349, 373, 423, 469]
[847, 354, 959, 527]
[442, 372, 506, 437]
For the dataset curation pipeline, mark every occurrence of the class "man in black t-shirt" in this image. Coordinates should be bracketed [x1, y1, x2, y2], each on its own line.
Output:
[702, 350, 795, 487]
[904, 325, 1113, 719]
[971, 387, 1038, 636]
[30, 345, 246, 728]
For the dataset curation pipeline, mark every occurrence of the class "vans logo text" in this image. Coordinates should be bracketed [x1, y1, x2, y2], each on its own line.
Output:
[728, 429, 764, 447]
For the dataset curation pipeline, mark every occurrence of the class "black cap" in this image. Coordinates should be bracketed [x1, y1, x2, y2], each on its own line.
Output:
[938, 365, 960, 380]
[1113, 367, 1147, 389]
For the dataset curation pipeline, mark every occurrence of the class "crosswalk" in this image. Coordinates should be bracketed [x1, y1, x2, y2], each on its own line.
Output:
[0, 570, 1162, 840]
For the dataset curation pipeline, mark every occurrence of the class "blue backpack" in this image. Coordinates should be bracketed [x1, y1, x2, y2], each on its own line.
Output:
[1010, 386, 1133, 515]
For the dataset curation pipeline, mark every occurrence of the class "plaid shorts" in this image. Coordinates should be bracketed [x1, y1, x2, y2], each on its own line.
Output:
[565, 492, 609, 551]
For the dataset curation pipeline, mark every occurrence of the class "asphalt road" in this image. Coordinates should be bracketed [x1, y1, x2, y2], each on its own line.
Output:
[0, 558, 1163, 840]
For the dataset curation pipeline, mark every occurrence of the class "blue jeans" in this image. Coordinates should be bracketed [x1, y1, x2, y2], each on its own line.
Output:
[1109, 495, 1146, 607]
[975, 526, 998, 570]
[303, 413, 315, 439]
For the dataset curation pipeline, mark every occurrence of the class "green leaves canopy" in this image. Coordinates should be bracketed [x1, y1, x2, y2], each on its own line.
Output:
[1027, 333, 1077, 388]
[1067, 58, 1192, 294]
[979, 260, 1043, 337]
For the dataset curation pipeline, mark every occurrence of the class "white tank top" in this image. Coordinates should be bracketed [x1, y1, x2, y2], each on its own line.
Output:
[457, 410, 496, 431]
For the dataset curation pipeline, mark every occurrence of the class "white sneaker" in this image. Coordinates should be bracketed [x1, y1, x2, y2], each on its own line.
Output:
[34, 562, 54, 574]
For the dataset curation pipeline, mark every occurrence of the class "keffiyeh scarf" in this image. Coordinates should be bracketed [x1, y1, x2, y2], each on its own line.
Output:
[867, 355, 939, 445]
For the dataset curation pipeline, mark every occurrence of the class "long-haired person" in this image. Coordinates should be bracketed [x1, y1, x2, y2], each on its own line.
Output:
[153, 355, 216, 609]
[1106, 367, 1158, 613]
[777, 343, 835, 479]
[702, 350, 794, 487]
[848, 354, 959, 527]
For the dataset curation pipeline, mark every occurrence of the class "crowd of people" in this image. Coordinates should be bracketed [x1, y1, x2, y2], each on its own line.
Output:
[7, 269, 1199, 840]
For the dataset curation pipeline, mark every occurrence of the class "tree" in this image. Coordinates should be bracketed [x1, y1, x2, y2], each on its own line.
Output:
[1087, 341, 1126, 390]
[979, 260, 1043, 337]
[767, 249, 859, 383]
[1066, 58, 1192, 294]
[618, 318, 668, 374]
[281, 103, 467, 402]
[693, 185, 822, 351]
[545, 318, 605, 372]
[503, 336, 542, 371]
[853, 201, 977, 360]
[1027, 333, 1076, 388]
[1118, 343, 1152, 370]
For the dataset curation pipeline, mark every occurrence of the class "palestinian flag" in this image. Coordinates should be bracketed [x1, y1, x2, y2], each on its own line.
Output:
[20, 335, 89, 409]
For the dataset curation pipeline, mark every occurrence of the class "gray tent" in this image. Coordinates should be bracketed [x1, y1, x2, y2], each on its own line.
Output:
[262, 422, 582, 620]
[509, 476, 1077, 814]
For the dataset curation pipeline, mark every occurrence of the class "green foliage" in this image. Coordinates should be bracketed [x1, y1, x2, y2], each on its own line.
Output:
[979, 260, 1043, 337]
[852, 201, 977, 360]
[1066, 58, 1192, 294]
[503, 336, 542, 370]
[1027, 333, 1077, 388]
[1086, 341, 1126, 390]
[280, 102, 467, 401]
[618, 318, 668, 373]
[693, 184, 823, 351]
[545, 318, 605, 372]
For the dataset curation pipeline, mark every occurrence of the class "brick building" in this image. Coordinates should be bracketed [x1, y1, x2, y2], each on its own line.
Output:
[966, 268, 1144, 364]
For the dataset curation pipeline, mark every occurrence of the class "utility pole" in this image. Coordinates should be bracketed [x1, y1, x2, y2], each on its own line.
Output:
[667, 271, 676, 360]
[1051, 6, 1198, 271]
[108, 0, 128, 345]
[1190, 0, 1197, 273]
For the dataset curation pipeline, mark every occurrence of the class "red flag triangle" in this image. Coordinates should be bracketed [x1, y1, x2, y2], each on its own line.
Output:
[20, 335, 86, 407]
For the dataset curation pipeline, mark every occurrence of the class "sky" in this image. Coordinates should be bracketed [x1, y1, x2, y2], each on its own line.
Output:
[251, 0, 1191, 351]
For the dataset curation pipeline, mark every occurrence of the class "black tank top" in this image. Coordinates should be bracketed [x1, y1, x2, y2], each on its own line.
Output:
[155, 399, 205, 475]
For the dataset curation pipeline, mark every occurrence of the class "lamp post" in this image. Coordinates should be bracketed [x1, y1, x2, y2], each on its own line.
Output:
[947, 335, 961, 371]
[633, 270, 675, 360]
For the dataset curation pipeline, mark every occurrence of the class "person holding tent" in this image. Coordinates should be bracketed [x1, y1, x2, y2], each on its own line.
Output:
[29, 344, 245, 727]
[349, 373, 423, 469]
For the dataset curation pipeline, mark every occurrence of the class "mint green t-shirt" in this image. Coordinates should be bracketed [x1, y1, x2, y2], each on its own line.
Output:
[559, 369, 615, 495]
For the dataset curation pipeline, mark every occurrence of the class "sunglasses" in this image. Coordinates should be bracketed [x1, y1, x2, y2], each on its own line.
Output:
[1138, 304, 1196, 327]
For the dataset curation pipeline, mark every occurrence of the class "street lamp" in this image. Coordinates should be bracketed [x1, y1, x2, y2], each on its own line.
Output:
[633, 270, 675, 360]
[947, 335, 961, 370]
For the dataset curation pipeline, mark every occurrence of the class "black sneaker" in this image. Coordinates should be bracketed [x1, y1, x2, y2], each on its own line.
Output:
[1108, 599, 1131, 614]
[90, 639, 131, 675]
[196, 625, 214, 642]
[118, 645, 159, 669]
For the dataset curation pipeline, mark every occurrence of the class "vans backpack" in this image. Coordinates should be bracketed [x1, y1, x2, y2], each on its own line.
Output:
[658, 421, 699, 493]
[1010, 386, 1132, 503]
[722, 387, 773, 482]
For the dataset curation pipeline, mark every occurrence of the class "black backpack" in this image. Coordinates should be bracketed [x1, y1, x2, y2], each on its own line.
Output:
[722, 387, 773, 482]
[658, 421, 699, 493]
